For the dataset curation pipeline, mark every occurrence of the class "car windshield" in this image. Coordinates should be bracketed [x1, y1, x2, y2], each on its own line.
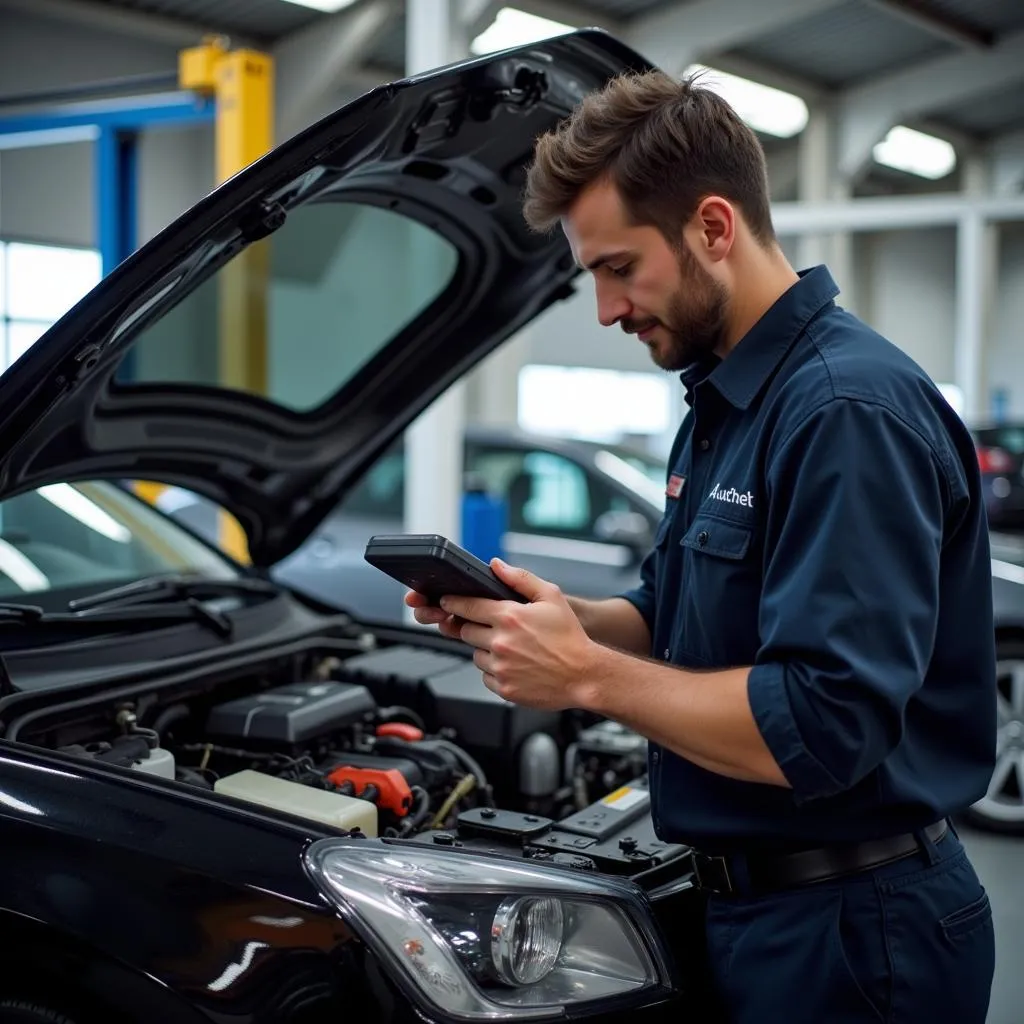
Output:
[0, 481, 238, 606]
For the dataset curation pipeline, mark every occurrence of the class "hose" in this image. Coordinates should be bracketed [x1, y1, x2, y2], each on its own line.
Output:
[151, 703, 190, 739]
[378, 705, 426, 730]
[400, 786, 432, 836]
[430, 774, 477, 829]
[429, 739, 493, 806]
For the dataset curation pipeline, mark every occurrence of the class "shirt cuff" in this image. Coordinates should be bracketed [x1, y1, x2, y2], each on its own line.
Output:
[747, 662, 844, 804]
[614, 586, 655, 637]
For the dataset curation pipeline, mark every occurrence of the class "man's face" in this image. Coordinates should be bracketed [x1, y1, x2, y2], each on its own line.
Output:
[562, 179, 729, 371]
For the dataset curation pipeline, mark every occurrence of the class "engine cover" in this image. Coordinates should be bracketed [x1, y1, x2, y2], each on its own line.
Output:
[337, 646, 561, 753]
[206, 680, 376, 745]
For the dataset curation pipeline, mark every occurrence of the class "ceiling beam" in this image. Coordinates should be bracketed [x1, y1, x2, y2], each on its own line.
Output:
[836, 27, 1024, 181]
[509, 0, 620, 32]
[626, 0, 846, 76]
[273, 0, 399, 142]
[771, 192, 1024, 234]
[462, 0, 504, 42]
[700, 52, 828, 103]
[860, 0, 995, 50]
[0, 0, 255, 48]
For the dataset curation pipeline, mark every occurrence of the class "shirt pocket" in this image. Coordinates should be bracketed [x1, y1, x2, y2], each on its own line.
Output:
[679, 514, 753, 560]
[677, 513, 761, 664]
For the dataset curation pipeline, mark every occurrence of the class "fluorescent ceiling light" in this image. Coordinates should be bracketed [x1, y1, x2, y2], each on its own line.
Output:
[471, 7, 575, 55]
[277, 0, 357, 12]
[0, 537, 48, 592]
[873, 125, 957, 180]
[37, 484, 132, 543]
[685, 64, 808, 138]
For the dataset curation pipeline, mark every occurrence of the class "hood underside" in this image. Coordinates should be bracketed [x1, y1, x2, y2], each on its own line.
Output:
[0, 30, 653, 567]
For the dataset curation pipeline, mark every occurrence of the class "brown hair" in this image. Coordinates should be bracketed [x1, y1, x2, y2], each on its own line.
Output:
[523, 69, 776, 247]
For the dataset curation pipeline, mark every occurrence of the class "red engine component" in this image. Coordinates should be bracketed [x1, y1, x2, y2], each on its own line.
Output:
[376, 722, 425, 742]
[327, 765, 414, 817]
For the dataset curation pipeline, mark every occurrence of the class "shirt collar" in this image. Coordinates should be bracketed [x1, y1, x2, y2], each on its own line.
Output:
[697, 264, 839, 411]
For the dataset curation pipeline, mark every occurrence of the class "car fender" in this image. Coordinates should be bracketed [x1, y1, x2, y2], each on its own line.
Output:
[0, 745, 413, 1023]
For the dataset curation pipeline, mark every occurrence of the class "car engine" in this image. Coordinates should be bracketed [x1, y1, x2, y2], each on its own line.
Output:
[45, 640, 683, 881]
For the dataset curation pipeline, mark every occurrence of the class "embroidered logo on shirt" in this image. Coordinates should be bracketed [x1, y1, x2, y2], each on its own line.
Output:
[666, 474, 686, 499]
[708, 482, 754, 508]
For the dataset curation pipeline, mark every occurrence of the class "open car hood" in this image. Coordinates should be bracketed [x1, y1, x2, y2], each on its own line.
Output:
[0, 30, 652, 568]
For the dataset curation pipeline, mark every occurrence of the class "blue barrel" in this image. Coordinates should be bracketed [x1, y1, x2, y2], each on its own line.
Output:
[460, 473, 507, 563]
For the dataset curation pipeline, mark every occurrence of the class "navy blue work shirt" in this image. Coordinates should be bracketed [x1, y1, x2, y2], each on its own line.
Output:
[619, 265, 997, 853]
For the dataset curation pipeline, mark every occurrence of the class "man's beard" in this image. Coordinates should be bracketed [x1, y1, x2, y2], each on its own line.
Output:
[624, 248, 729, 372]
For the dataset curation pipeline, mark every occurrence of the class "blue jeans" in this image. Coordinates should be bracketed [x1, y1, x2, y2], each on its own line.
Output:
[704, 824, 995, 1023]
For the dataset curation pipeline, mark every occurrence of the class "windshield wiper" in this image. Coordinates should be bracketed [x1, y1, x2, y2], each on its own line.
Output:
[0, 603, 45, 623]
[0, 600, 233, 638]
[67, 573, 278, 614]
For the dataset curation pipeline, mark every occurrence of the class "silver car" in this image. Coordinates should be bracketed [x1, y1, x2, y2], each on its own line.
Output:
[159, 425, 669, 624]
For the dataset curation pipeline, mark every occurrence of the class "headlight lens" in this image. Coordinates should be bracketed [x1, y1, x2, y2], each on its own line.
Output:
[492, 896, 564, 986]
[303, 837, 674, 1021]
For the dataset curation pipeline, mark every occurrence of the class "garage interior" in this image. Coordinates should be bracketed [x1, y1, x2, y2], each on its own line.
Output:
[0, 0, 1021, 1020]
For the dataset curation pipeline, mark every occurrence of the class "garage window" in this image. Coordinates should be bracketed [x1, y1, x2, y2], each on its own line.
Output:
[0, 240, 102, 373]
[517, 364, 672, 443]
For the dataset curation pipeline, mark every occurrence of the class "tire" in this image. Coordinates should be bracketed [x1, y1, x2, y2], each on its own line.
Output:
[964, 638, 1024, 836]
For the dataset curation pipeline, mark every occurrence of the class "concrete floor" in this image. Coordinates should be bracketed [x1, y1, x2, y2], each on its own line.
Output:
[958, 821, 1022, 1024]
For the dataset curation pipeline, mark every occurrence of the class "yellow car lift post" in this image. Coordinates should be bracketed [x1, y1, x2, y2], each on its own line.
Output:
[139, 38, 274, 563]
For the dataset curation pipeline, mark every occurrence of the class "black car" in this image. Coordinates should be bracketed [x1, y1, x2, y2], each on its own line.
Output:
[0, 30, 718, 1024]
[971, 422, 1024, 530]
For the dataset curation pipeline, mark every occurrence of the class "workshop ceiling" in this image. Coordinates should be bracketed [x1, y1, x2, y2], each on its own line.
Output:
[5, 0, 1024, 153]
[71, 0, 323, 40]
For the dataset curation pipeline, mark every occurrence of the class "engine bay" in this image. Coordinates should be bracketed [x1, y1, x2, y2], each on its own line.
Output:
[12, 636, 689, 884]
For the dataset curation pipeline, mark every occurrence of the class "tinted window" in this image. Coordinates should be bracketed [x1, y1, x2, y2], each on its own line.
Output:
[518, 452, 591, 532]
[0, 482, 236, 603]
[467, 446, 634, 540]
[127, 202, 459, 411]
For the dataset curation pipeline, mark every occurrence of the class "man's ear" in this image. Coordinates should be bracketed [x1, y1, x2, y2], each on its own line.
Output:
[692, 195, 736, 263]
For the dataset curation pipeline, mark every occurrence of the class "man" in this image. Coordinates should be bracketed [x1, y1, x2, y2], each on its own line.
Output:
[407, 69, 996, 1023]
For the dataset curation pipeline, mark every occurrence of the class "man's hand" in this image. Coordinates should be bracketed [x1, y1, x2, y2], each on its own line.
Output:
[408, 559, 596, 710]
[405, 563, 787, 786]
[405, 589, 466, 641]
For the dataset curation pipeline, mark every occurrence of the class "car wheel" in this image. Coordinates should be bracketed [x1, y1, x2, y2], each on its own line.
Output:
[965, 638, 1024, 835]
[0, 1001, 78, 1024]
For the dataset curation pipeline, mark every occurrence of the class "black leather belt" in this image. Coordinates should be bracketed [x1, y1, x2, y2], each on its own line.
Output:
[690, 819, 949, 896]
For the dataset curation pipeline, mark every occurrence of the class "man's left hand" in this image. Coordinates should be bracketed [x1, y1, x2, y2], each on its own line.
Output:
[440, 559, 596, 711]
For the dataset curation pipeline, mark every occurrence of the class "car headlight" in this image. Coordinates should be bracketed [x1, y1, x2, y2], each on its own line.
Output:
[303, 837, 676, 1021]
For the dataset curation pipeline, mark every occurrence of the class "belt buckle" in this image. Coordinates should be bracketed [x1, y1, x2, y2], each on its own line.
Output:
[691, 851, 734, 894]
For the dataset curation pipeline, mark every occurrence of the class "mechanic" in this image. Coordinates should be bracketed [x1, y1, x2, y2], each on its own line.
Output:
[407, 69, 997, 1023]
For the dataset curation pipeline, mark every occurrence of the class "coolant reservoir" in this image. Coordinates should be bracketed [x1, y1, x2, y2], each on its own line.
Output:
[131, 747, 176, 780]
[214, 769, 378, 836]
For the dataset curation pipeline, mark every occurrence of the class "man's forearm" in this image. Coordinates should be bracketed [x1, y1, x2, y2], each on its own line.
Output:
[566, 596, 651, 657]
[575, 644, 790, 787]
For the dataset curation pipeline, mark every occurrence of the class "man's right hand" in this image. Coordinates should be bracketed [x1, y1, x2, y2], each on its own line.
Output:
[404, 590, 466, 641]
[407, 585, 651, 657]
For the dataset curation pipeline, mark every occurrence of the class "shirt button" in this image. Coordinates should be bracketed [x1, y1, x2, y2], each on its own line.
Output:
[699, 438, 710, 451]
[698, 530, 709, 546]
[652, 750, 660, 764]
[664, 648, 670, 659]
